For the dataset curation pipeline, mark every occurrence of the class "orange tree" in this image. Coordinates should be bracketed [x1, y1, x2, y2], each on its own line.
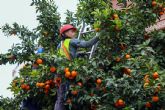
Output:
[0, 0, 165, 110]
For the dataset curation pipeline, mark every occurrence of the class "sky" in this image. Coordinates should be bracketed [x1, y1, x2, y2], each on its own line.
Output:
[0, 0, 78, 98]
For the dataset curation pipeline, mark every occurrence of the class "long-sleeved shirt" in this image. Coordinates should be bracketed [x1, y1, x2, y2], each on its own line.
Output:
[57, 37, 99, 59]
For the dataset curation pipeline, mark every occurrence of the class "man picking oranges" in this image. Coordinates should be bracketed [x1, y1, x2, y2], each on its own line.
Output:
[54, 24, 99, 110]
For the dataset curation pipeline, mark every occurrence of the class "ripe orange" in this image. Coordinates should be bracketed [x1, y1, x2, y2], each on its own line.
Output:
[50, 66, 56, 73]
[65, 71, 71, 78]
[159, 11, 164, 15]
[152, 72, 159, 79]
[40, 83, 45, 88]
[36, 82, 40, 87]
[21, 84, 26, 89]
[145, 102, 151, 108]
[152, 96, 159, 102]
[45, 84, 50, 90]
[25, 85, 30, 90]
[71, 90, 78, 96]
[71, 71, 77, 77]
[113, 14, 119, 19]
[77, 82, 83, 87]
[125, 54, 131, 59]
[152, 1, 157, 7]
[96, 79, 102, 84]
[36, 58, 43, 64]
[124, 68, 131, 75]
[118, 99, 125, 107]
[115, 57, 121, 62]
[64, 68, 70, 73]
[95, 27, 100, 31]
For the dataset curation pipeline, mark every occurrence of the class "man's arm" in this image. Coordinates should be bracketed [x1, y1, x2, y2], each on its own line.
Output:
[70, 37, 99, 48]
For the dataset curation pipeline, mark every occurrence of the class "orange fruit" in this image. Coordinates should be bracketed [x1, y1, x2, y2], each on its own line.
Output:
[115, 57, 121, 62]
[36, 82, 40, 87]
[40, 83, 45, 88]
[21, 84, 26, 89]
[124, 68, 131, 75]
[145, 102, 151, 108]
[36, 58, 43, 64]
[159, 11, 164, 15]
[152, 72, 159, 79]
[152, 96, 159, 102]
[95, 28, 101, 32]
[152, 1, 157, 7]
[113, 14, 119, 19]
[64, 68, 70, 73]
[71, 90, 78, 96]
[118, 99, 125, 107]
[45, 84, 50, 90]
[77, 82, 83, 87]
[96, 79, 102, 84]
[65, 71, 71, 78]
[71, 71, 77, 77]
[50, 66, 56, 73]
[25, 85, 30, 90]
[125, 54, 131, 59]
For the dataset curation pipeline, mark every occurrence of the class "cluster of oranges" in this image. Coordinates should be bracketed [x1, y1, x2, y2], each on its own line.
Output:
[144, 72, 159, 88]
[115, 53, 131, 63]
[64, 68, 78, 80]
[152, 1, 165, 15]
[145, 96, 159, 108]
[21, 84, 30, 91]
[36, 80, 54, 94]
[115, 99, 125, 108]
[143, 72, 160, 108]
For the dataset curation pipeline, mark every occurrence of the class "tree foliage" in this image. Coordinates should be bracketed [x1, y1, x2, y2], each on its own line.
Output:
[0, 0, 165, 110]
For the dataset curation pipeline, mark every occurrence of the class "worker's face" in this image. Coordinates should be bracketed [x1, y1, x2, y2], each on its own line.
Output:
[64, 29, 76, 38]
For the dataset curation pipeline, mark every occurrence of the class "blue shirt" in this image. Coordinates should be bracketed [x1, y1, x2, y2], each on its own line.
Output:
[57, 37, 99, 59]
